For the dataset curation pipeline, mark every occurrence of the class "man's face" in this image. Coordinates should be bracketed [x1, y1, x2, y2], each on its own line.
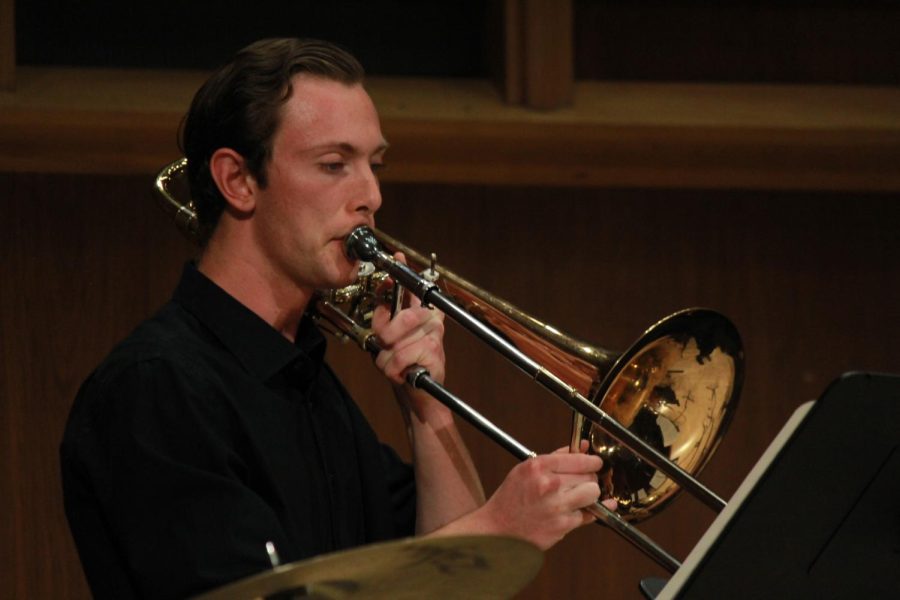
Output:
[250, 74, 386, 293]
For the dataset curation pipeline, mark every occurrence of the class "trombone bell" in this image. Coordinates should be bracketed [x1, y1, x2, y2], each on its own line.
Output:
[573, 309, 741, 521]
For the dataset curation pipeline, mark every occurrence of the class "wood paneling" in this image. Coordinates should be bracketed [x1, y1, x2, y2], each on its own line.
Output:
[3, 172, 896, 598]
[0, 173, 196, 599]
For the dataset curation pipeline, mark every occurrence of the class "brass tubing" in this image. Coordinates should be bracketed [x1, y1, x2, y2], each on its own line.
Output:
[348, 226, 726, 513]
[317, 289, 683, 572]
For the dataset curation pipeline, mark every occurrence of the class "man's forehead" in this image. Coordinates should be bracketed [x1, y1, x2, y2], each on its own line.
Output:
[285, 74, 370, 112]
[277, 76, 385, 150]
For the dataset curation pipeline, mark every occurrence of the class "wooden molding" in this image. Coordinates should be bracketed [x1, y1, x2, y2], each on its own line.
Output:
[1, 68, 899, 192]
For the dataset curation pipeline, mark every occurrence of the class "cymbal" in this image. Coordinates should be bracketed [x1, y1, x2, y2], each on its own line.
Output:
[193, 535, 543, 600]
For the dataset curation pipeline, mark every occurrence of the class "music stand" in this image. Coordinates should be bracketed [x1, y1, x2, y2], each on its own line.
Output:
[658, 372, 900, 599]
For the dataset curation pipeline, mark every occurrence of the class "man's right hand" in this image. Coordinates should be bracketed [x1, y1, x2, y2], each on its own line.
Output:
[434, 445, 614, 551]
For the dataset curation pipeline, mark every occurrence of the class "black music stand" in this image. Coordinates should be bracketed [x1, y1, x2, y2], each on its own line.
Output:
[658, 372, 900, 599]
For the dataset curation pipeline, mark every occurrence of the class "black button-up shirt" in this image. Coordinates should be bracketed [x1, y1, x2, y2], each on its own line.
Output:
[61, 264, 415, 600]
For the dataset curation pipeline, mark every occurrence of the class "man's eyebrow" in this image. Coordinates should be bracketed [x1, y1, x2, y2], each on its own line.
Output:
[313, 141, 390, 154]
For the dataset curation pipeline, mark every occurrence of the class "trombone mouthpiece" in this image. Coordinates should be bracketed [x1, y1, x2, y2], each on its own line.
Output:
[345, 226, 380, 262]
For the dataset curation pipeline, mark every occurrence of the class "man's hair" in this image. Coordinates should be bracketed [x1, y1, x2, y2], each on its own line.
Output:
[179, 38, 365, 244]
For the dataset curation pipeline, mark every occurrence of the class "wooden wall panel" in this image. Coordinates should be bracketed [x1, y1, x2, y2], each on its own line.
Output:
[2, 173, 897, 599]
[0, 173, 195, 599]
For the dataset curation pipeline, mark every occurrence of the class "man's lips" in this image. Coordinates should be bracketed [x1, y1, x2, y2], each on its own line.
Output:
[334, 222, 375, 256]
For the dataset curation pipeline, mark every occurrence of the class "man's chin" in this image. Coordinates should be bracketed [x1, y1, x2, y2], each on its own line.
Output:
[326, 263, 360, 290]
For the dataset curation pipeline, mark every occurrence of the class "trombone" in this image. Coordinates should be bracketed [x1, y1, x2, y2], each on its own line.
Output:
[155, 158, 743, 573]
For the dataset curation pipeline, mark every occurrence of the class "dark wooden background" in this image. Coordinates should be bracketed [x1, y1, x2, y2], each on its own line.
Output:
[2, 174, 897, 598]
[2, 1, 899, 598]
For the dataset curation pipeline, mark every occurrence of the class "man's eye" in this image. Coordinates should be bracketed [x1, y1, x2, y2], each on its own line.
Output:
[321, 162, 345, 173]
[371, 163, 386, 173]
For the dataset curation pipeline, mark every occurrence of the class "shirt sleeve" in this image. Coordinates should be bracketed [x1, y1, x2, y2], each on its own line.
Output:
[61, 357, 286, 600]
[380, 442, 417, 537]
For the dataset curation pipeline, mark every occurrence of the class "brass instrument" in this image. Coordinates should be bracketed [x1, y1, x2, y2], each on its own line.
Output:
[156, 158, 743, 573]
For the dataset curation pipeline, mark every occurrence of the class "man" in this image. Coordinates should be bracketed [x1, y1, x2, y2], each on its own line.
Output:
[61, 38, 606, 599]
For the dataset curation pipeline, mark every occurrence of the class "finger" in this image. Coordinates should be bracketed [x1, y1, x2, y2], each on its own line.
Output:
[576, 497, 618, 527]
[391, 252, 426, 311]
[373, 306, 422, 346]
[374, 318, 445, 367]
[394, 252, 422, 309]
[578, 507, 600, 527]
[370, 252, 408, 331]
[376, 334, 445, 381]
[377, 314, 427, 350]
[371, 299, 393, 332]
[376, 307, 444, 348]
[563, 481, 602, 512]
[575, 439, 603, 469]
[557, 471, 602, 491]
[551, 440, 591, 454]
[538, 452, 602, 474]
[385, 251, 423, 312]
[373, 347, 395, 378]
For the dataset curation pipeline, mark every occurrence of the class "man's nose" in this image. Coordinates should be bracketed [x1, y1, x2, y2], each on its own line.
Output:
[353, 165, 382, 214]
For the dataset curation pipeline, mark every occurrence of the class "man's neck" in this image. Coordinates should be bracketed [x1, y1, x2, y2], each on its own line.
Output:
[197, 238, 313, 344]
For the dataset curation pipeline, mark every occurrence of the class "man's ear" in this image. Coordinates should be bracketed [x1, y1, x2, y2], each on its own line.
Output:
[209, 148, 257, 214]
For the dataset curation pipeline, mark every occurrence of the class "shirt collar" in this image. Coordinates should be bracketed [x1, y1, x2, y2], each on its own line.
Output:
[172, 263, 327, 383]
